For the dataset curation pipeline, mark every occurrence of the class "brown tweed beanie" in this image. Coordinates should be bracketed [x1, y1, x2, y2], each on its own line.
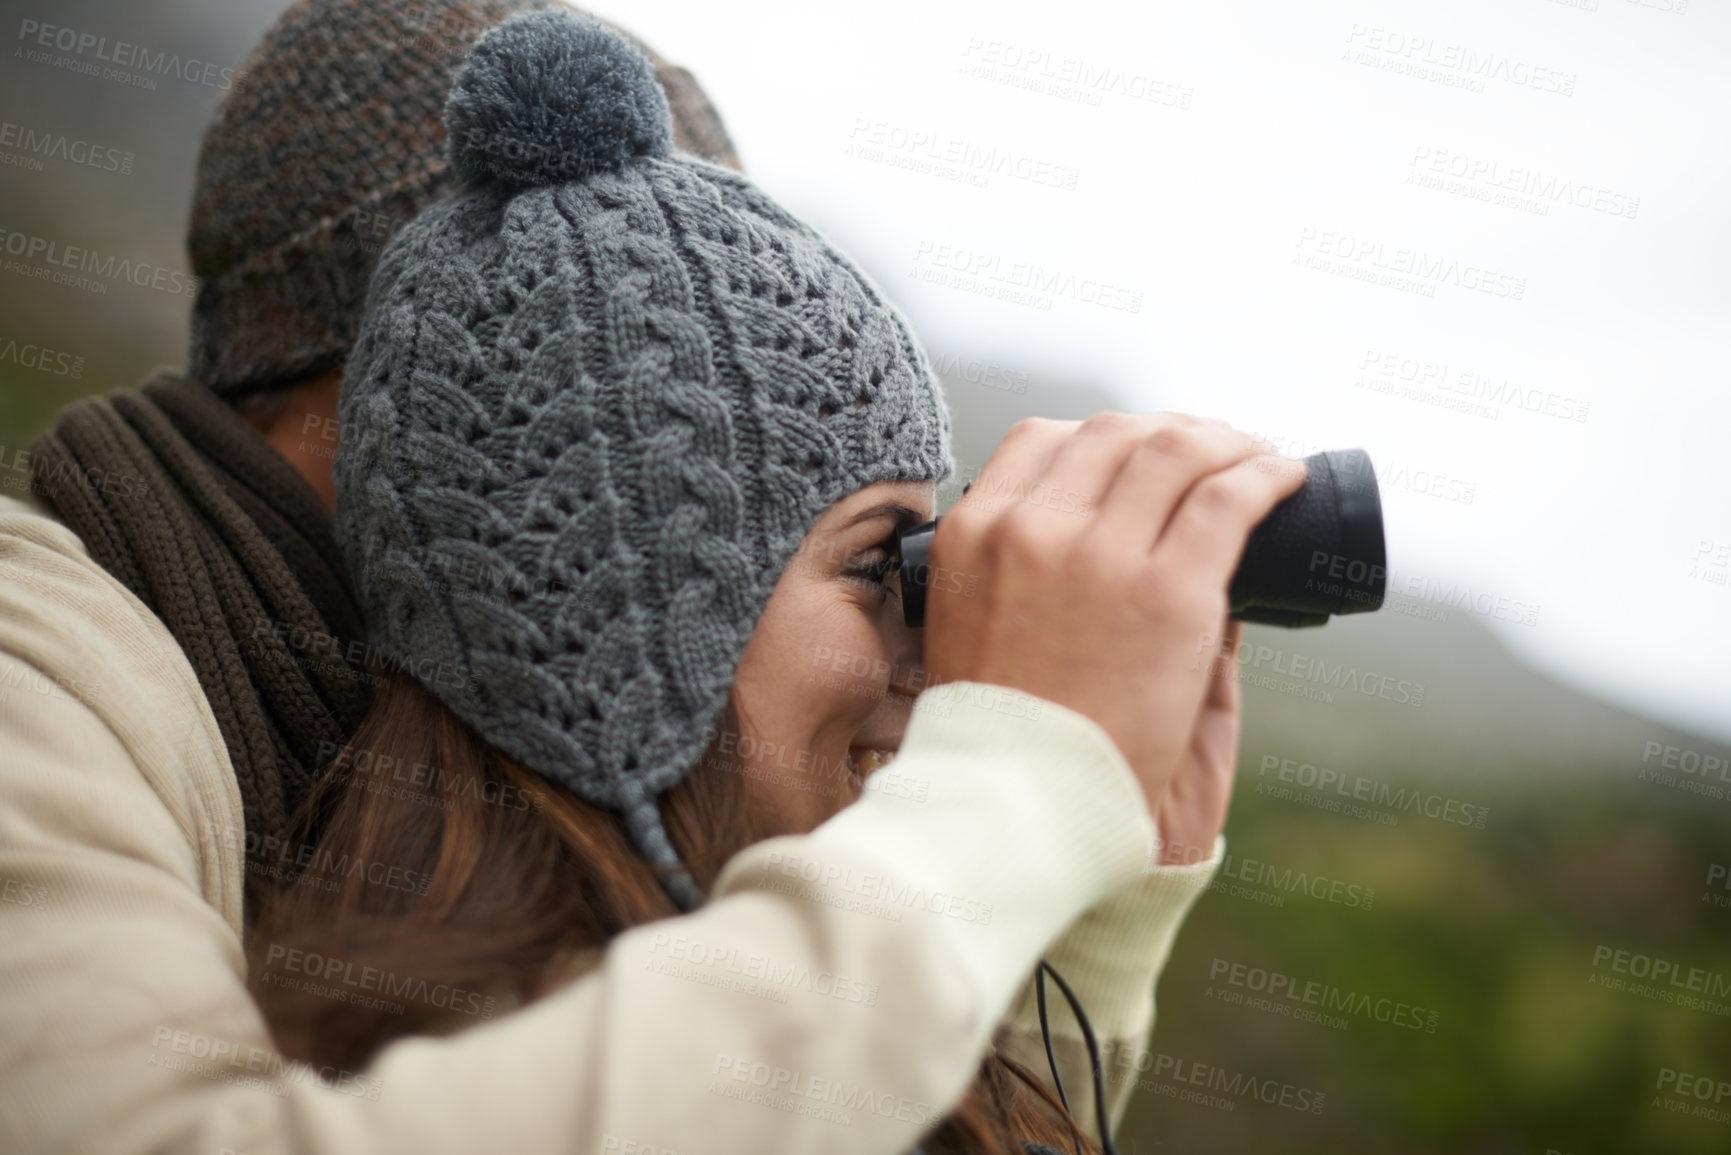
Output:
[186, 0, 743, 400]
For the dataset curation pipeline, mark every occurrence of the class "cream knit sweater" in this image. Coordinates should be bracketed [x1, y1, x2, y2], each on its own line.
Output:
[0, 492, 1223, 1155]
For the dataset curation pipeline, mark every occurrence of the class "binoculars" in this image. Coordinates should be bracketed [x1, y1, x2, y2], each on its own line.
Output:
[893, 449, 1388, 630]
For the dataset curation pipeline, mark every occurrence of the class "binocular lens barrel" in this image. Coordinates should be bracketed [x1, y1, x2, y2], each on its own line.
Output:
[894, 449, 1387, 630]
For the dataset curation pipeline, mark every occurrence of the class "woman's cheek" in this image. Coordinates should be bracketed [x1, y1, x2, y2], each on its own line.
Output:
[813, 630, 893, 717]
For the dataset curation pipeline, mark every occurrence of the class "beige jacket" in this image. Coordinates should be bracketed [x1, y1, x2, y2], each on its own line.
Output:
[0, 492, 1222, 1155]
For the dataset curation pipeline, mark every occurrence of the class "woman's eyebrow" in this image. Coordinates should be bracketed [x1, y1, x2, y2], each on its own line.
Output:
[838, 502, 926, 532]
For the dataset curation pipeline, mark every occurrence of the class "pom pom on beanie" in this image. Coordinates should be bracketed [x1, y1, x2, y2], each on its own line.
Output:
[445, 8, 673, 189]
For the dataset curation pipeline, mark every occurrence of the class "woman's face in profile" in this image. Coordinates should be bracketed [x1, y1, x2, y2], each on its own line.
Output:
[725, 479, 936, 835]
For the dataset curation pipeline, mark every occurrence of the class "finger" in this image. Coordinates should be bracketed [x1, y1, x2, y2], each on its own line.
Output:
[1085, 421, 1263, 553]
[948, 417, 1079, 524]
[1152, 453, 1309, 589]
[1028, 411, 1202, 531]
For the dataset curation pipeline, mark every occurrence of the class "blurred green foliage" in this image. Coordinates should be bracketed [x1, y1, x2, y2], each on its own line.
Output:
[1121, 758, 1731, 1154]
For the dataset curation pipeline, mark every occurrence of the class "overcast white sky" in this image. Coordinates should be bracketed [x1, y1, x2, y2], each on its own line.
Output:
[580, 0, 1730, 743]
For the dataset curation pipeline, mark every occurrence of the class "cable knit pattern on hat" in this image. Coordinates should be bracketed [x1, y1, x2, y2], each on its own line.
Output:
[335, 10, 953, 911]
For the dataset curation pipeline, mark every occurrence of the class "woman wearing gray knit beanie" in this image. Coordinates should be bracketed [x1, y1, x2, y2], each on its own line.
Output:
[252, 10, 1308, 1155]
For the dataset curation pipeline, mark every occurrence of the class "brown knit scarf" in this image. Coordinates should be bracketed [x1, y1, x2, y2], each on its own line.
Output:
[28, 372, 372, 917]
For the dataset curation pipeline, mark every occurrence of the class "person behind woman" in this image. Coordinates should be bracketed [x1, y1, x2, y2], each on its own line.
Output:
[18, 0, 743, 924]
[236, 11, 1309, 1155]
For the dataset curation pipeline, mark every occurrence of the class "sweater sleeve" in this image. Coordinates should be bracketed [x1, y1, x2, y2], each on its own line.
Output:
[994, 838, 1223, 1142]
[0, 494, 1161, 1155]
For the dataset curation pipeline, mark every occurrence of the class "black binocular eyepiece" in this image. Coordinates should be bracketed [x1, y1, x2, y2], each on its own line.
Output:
[893, 449, 1387, 630]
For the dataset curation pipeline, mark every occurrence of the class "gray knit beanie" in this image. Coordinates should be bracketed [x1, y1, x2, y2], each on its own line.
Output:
[334, 9, 954, 910]
[186, 0, 743, 400]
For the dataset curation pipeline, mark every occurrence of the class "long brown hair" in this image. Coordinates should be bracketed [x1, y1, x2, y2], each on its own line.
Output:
[245, 673, 1100, 1155]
